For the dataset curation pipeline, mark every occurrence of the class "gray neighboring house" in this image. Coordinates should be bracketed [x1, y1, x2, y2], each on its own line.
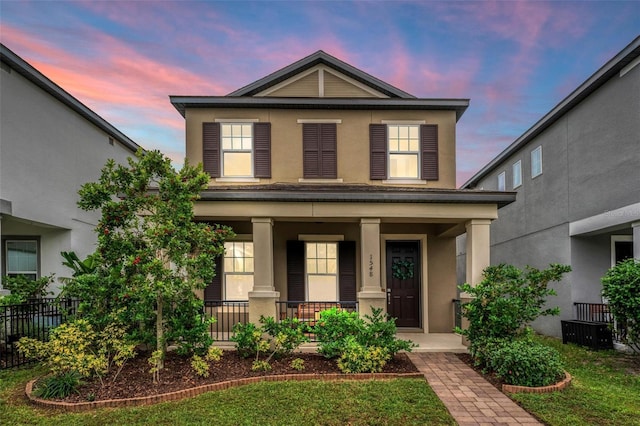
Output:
[0, 44, 142, 295]
[458, 36, 640, 338]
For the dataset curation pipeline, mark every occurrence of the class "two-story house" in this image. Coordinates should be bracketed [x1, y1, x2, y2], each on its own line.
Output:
[170, 51, 514, 340]
[0, 44, 142, 295]
[459, 36, 640, 338]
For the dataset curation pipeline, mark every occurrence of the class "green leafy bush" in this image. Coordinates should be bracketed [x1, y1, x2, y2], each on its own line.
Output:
[337, 336, 391, 373]
[0, 275, 53, 304]
[457, 263, 570, 363]
[290, 358, 305, 371]
[488, 339, 565, 387]
[191, 354, 210, 378]
[231, 322, 264, 359]
[602, 258, 640, 353]
[205, 345, 223, 362]
[260, 316, 309, 358]
[32, 371, 83, 399]
[251, 360, 271, 372]
[314, 307, 414, 359]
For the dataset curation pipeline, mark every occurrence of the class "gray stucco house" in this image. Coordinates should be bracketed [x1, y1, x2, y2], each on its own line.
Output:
[0, 44, 142, 294]
[458, 36, 640, 338]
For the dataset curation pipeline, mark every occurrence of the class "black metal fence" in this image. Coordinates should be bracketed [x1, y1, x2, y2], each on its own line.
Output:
[1, 298, 79, 369]
[276, 301, 358, 341]
[203, 300, 249, 341]
[573, 302, 626, 344]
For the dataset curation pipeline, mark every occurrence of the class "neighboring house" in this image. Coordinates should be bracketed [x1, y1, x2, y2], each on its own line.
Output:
[0, 44, 142, 295]
[170, 50, 514, 338]
[459, 36, 640, 338]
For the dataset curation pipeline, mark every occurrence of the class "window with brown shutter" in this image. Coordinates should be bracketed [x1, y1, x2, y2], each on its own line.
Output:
[370, 124, 387, 180]
[302, 123, 337, 179]
[254, 122, 271, 178]
[420, 124, 439, 180]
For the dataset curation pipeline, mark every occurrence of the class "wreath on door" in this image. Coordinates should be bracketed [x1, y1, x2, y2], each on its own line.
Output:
[392, 259, 414, 280]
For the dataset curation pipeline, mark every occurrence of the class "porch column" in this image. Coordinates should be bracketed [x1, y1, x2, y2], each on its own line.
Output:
[633, 222, 640, 260]
[461, 219, 491, 345]
[358, 218, 386, 316]
[248, 218, 279, 323]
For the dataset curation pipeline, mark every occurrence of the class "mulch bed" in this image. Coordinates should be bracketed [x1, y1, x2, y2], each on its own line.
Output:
[51, 351, 418, 403]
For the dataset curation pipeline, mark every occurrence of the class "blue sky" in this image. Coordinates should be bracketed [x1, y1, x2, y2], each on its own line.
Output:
[1, 0, 638, 185]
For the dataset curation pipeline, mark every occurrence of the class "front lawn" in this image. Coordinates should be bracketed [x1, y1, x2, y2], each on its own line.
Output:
[0, 367, 454, 425]
[513, 335, 640, 426]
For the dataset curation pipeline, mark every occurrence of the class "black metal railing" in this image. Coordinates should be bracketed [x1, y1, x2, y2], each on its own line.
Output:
[452, 299, 462, 330]
[1, 298, 79, 369]
[573, 302, 626, 343]
[203, 300, 249, 341]
[276, 301, 358, 341]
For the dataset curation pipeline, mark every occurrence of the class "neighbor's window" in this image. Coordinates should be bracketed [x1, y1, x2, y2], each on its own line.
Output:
[531, 146, 542, 178]
[306, 242, 338, 301]
[221, 123, 253, 177]
[498, 171, 506, 191]
[388, 124, 419, 179]
[5, 240, 38, 280]
[223, 241, 254, 300]
[512, 160, 522, 188]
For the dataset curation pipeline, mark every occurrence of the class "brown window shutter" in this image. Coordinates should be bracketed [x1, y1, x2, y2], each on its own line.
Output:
[204, 255, 222, 301]
[202, 122, 220, 178]
[320, 123, 337, 179]
[287, 240, 305, 302]
[370, 124, 387, 180]
[303, 124, 320, 178]
[254, 122, 271, 178]
[338, 241, 357, 302]
[421, 124, 439, 180]
[303, 123, 337, 179]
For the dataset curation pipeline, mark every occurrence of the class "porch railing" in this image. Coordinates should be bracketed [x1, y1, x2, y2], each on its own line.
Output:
[1, 298, 79, 369]
[276, 301, 358, 341]
[203, 300, 248, 342]
[573, 302, 626, 344]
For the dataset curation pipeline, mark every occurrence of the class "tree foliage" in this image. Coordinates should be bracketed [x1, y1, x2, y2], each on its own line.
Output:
[63, 150, 233, 379]
[602, 258, 640, 353]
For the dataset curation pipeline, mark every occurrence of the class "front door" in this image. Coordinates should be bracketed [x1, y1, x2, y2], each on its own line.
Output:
[386, 241, 420, 328]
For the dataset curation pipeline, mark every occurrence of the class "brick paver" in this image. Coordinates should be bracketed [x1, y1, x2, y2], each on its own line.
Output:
[408, 352, 541, 425]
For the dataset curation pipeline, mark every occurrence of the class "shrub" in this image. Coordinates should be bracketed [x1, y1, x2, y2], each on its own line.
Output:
[488, 339, 565, 387]
[457, 263, 570, 362]
[290, 358, 305, 371]
[205, 345, 223, 362]
[191, 354, 210, 377]
[32, 371, 83, 399]
[252, 360, 271, 372]
[260, 316, 309, 358]
[337, 336, 391, 373]
[0, 275, 53, 304]
[361, 308, 415, 357]
[231, 322, 263, 359]
[601, 258, 640, 353]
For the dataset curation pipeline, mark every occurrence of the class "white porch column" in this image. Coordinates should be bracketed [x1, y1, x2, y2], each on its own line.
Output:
[464, 219, 492, 288]
[358, 218, 385, 316]
[248, 218, 279, 323]
[633, 221, 640, 260]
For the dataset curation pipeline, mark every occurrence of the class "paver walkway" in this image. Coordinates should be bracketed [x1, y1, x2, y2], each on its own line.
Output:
[408, 352, 541, 425]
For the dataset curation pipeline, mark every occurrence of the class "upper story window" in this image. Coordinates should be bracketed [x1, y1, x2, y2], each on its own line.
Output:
[370, 123, 438, 181]
[221, 124, 252, 177]
[223, 241, 254, 300]
[531, 146, 542, 178]
[202, 122, 271, 180]
[4, 239, 38, 280]
[302, 123, 337, 179]
[388, 125, 419, 179]
[498, 171, 506, 191]
[512, 160, 522, 188]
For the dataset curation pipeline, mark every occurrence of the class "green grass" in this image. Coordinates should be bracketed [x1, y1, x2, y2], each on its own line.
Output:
[0, 367, 454, 426]
[511, 335, 640, 426]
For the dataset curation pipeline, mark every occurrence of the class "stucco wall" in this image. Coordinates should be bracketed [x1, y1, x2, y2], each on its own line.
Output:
[185, 108, 458, 189]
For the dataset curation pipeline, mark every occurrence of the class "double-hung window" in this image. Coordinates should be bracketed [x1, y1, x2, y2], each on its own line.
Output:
[4, 239, 38, 280]
[223, 241, 254, 300]
[306, 242, 338, 301]
[388, 124, 420, 179]
[497, 171, 506, 191]
[221, 123, 253, 177]
[531, 146, 542, 178]
[512, 160, 522, 188]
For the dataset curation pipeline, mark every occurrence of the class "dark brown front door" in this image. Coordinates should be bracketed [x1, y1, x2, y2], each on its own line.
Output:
[386, 241, 420, 328]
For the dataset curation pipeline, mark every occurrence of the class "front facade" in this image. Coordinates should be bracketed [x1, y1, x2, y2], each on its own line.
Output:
[171, 51, 514, 336]
[460, 36, 640, 337]
[0, 44, 142, 294]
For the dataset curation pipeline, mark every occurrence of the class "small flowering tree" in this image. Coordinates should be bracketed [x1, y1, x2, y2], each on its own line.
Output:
[64, 150, 232, 380]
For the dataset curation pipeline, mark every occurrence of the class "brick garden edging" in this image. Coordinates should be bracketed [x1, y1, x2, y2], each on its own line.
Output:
[502, 371, 572, 394]
[26, 372, 425, 412]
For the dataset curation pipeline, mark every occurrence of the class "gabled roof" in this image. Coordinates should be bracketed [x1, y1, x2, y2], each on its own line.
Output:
[0, 43, 142, 153]
[228, 50, 416, 98]
[170, 50, 470, 121]
[462, 35, 640, 189]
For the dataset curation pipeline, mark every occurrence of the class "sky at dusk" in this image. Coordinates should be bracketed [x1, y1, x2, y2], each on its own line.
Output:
[1, 1, 638, 186]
